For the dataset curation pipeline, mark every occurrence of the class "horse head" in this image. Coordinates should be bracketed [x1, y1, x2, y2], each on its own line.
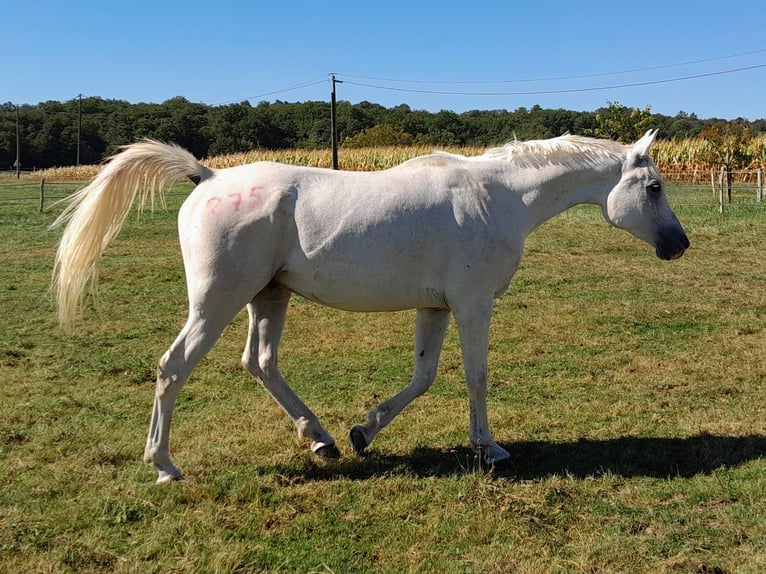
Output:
[603, 130, 689, 260]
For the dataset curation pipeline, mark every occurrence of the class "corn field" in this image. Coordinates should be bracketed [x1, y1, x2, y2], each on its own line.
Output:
[653, 135, 766, 184]
[5, 137, 765, 184]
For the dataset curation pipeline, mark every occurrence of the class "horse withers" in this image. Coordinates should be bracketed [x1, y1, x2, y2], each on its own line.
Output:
[53, 130, 688, 483]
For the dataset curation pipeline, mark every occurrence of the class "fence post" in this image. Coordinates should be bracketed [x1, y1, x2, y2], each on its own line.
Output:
[39, 178, 45, 212]
[726, 165, 733, 203]
[710, 168, 716, 199]
[758, 168, 763, 202]
[718, 167, 725, 214]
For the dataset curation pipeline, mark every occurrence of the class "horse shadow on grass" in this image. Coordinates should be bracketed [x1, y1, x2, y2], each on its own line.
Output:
[267, 434, 766, 482]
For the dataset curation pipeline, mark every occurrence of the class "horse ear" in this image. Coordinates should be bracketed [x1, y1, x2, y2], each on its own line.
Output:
[632, 129, 658, 157]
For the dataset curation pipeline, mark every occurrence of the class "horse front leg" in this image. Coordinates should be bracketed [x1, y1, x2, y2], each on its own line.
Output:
[350, 307, 451, 454]
[242, 286, 339, 458]
[453, 298, 511, 469]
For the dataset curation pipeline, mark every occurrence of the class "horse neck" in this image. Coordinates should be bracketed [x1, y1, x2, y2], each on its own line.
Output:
[511, 162, 621, 233]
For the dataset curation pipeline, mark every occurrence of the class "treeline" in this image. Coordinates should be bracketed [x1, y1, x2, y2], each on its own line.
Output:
[2, 96, 765, 169]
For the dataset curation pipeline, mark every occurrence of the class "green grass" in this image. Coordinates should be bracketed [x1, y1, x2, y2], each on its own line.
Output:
[2, 183, 766, 572]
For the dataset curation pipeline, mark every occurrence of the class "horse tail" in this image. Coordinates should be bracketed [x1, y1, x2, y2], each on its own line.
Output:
[52, 140, 212, 326]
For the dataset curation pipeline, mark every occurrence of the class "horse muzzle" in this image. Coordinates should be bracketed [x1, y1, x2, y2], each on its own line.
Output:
[654, 226, 690, 260]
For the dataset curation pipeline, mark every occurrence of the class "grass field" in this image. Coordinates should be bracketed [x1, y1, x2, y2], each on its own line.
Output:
[1, 180, 766, 573]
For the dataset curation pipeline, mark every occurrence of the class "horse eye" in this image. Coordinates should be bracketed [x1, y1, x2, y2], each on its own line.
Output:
[646, 182, 662, 196]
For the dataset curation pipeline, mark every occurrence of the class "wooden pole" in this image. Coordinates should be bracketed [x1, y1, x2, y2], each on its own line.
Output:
[718, 167, 725, 214]
[39, 179, 45, 212]
[76, 93, 82, 166]
[15, 105, 20, 179]
[330, 75, 342, 170]
[758, 168, 763, 202]
[726, 165, 733, 203]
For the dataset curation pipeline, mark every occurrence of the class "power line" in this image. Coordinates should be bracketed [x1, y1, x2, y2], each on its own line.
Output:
[126, 47, 766, 108]
[213, 75, 330, 106]
[338, 48, 766, 85]
[339, 63, 766, 97]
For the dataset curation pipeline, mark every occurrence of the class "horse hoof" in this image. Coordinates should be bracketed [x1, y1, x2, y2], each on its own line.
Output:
[488, 456, 513, 474]
[314, 443, 341, 459]
[349, 426, 368, 454]
[476, 454, 513, 474]
[156, 469, 182, 484]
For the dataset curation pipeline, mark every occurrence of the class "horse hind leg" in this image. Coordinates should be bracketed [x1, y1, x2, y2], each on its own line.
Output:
[144, 288, 250, 483]
[144, 315, 225, 482]
[242, 286, 339, 458]
[350, 307, 451, 454]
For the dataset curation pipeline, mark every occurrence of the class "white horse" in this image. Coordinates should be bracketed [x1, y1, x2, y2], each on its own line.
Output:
[53, 130, 688, 483]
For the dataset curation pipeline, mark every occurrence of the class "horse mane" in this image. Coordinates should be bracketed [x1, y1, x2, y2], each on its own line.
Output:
[440, 134, 629, 170]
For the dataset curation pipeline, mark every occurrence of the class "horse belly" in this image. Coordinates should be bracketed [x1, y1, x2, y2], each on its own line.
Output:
[276, 251, 448, 312]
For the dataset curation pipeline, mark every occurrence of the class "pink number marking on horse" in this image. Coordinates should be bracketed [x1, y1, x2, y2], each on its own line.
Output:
[207, 186, 263, 216]
[227, 193, 243, 211]
[248, 186, 263, 209]
[206, 196, 222, 216]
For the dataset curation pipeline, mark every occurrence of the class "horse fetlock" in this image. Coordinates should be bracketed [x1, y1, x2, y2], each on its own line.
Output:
[295, 416, 312, 439]
[296, 416, 334, 448]
[143, 438, 162, 461]
[143, 445, 181, 483]
[365, 405, 389, 428]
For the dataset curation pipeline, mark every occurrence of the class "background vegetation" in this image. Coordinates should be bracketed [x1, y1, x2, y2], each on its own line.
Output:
[8, 135, 766, 191]
[2, 96, 766, 170]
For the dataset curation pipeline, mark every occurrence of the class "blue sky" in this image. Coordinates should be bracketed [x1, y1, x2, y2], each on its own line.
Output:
[4, 0, 766, 120]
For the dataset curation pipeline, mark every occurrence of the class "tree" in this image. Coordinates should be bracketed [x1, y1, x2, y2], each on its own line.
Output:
[592, 101, 653, 142]
[699, 120, 754, 169]
[428, 110, 465, 146]
[0, 97, 763, 169]
[342, 124, 414, 148]
[698, 120, 755, 202]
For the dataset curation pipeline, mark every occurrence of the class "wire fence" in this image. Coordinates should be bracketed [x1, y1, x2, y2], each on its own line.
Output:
[0, 180, 193, 212]
[664, 169, 765, 212]
[0, 180, 82, 211]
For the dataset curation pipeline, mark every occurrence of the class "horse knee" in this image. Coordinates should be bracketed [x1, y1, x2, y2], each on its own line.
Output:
[157, 379, 181, 397]
[156, 360, 184, 399]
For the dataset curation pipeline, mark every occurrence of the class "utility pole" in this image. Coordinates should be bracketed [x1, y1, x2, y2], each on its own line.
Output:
[15, 105, 20, 178]
[76, 93, 82, 165]
[331, 74, 342, 170]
